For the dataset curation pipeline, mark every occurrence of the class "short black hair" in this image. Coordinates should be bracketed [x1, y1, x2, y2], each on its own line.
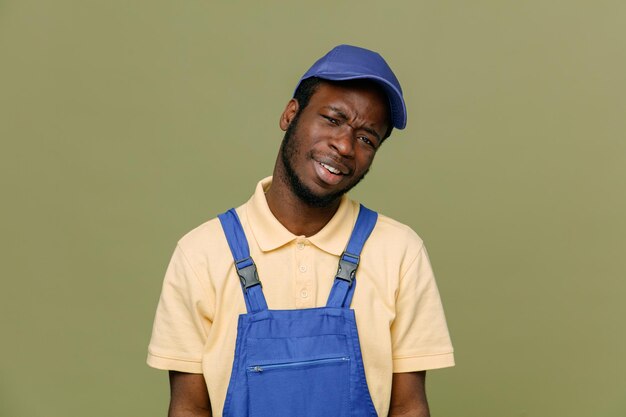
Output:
[293, 77, 324, 113]
[292, 77, 394, 141]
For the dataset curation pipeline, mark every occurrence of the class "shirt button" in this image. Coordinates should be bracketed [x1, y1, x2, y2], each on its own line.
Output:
[299, 265, 307, 273]
[300, 290, 308, 298]
[297, 242, 305, 250]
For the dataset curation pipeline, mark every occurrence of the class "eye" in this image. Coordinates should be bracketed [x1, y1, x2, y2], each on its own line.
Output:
[322, 115, 339, 125]
[358, 135, 377, 149]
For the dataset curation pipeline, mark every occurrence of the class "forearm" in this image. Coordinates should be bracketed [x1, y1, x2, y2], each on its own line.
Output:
[388, 405, 430, 417]
[388, 371, 430, 417]
[168, 371, 212, 417]
[168, 404, 212, 417]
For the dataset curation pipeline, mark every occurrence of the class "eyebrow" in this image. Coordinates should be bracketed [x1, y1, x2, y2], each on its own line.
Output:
[324, 106, 382, 143]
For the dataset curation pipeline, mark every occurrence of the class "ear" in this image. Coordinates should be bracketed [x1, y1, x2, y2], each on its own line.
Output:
[279, 98, 299, 131]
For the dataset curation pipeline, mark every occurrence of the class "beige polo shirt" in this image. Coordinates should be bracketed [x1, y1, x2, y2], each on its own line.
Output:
[147, 177, 454, 416]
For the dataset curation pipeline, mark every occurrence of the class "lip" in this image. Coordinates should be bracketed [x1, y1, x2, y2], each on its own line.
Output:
[315, 157, 351, 176]
[313, 158, 349, 186]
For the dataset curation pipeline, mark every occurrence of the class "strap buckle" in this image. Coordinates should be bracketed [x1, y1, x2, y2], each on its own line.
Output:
[335, 252, 360, 285]
[235, 258, 262, 290]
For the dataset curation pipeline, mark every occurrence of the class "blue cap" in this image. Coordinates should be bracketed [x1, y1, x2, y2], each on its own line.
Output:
[295, 44, 407, 130]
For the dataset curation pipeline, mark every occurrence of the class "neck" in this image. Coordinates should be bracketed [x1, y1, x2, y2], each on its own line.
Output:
[265, 165, 341, 237]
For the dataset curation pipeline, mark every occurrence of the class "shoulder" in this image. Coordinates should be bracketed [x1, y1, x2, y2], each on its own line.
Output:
[375, 212, 424, 247]
[369, 208, 425, 252]
[168, 209, 243, 283]
[177, 216, 226, 254]
[356, 203, 427, 272]
[173, 206, 246, 272]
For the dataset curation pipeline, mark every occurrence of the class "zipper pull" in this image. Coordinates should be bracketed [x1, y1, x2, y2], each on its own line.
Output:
[251, 366, 263, 373]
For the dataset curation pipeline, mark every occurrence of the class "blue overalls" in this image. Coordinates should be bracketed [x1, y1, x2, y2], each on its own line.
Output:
[217, 205, 379, 417]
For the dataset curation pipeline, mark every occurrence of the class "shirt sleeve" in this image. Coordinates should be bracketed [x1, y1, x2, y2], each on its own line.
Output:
[147, 243, 212, 373]
[390, 243, 455, 372]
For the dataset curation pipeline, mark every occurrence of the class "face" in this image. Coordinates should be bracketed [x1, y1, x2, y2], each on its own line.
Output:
[278, 81, 390, 207]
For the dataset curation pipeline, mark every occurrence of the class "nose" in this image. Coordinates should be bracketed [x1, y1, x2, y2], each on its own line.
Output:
[329, 126, 355, 158]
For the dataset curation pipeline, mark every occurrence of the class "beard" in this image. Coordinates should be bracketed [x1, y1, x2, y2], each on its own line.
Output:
[279, 113, 369, 208]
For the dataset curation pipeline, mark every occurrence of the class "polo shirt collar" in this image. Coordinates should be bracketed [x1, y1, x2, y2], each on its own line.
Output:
[245, 177, 356, 256]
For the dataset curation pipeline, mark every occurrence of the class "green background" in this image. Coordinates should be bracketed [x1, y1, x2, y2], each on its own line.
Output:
[1, 1, 625, 416]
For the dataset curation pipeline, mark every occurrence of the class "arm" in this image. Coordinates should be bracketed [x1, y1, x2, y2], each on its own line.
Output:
[388, 371, 430, 417]
[168, 371, 212, 417]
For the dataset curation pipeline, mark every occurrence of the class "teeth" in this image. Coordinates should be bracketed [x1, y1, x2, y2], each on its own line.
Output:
[320, 162, 341, 175]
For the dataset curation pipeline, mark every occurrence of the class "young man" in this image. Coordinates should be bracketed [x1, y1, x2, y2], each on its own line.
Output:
[148, 45, 454, 417]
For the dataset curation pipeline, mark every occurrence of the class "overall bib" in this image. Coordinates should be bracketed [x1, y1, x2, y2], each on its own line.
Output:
[218, 205, 379, 417]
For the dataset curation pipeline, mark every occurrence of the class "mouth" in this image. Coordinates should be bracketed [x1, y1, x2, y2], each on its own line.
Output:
[313, 158, 350, 186]
[319, 161, 342, 175]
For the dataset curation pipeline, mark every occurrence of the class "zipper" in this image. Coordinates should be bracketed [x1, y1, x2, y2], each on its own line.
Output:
[248, 356, 350, 373]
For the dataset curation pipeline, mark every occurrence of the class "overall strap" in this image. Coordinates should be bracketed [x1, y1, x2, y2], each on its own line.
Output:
[218, 208, 268, 314]
[326, 205, 378, 308]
